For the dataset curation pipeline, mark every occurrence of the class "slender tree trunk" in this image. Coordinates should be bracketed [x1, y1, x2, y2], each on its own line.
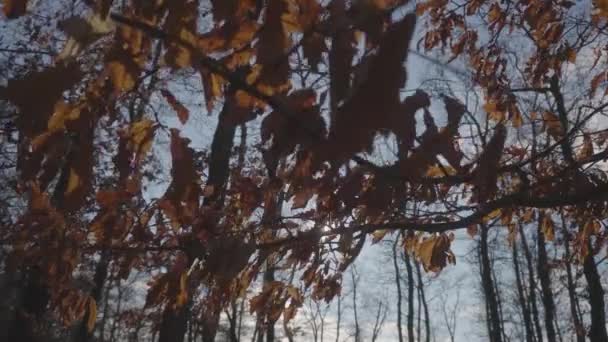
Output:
[491, 264, 507, 342]
[98, 279, 113, 342]
[264, 266, 276, 342]
[227, 300, 240, 342]
[583, 240, 608, 342]
[480, 224, 502, 342]
[109, 281, 123, 342]
[513, 242, 535, 342]
[560, 217, 585, 342]
[536, 216, 557, 342]
[404, 250, 415, 342]
[351, 269, 360, 342]
[8, 267, 49, 342]
[393, 239, 404, 342]
[335, 291, 342, 342]
[238, 297, 245, 341]
[416, 287, 421, 342]
[520, 224, 544, 342]
[414, 261, 431, 342]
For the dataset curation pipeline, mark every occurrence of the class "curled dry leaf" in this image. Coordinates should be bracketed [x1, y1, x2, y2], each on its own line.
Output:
[414, 233, 456, 272]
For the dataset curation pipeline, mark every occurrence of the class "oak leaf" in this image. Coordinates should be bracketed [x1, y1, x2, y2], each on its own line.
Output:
[415, 233, 456, 272]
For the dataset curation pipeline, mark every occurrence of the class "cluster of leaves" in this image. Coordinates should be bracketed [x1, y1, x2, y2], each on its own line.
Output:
[1, 0, 608, 336]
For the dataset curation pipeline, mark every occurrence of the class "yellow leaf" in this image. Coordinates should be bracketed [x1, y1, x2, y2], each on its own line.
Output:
[484, 208, 501, 221]
[488, 3, 502, 23]
[107, 61, 135, 92]
[129, 119, 155, 162]
[48, 101, 81, 132]
[66, 168, 81, 195]
[372, 229, 388, 243]
[87, 298, 97, 332]
[425, 165, 456, 178]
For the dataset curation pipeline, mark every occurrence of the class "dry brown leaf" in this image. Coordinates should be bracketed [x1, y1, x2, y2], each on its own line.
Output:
[161, 89, 190, 124]
[543, 111, 563, 138]
[327, 13, 416, 162]
[578, 134, 594, 160]
[541, 213, 555, 242]
[3, 0, 27, 18]
[416, 233, 455, 272]
[472, 124, 506, 202]
[87, 298, 97, 332]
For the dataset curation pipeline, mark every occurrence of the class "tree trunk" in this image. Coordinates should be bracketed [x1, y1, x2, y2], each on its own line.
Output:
[491, 263, 507, 342]
[583, 240, 608, 342]
[480, 224, 502, 342]
[159, 306, 188, 342]
[536, 216, 557, 342]
[393, 239, 404, 342]
[520, 224, 544, 342]
[414, 261, 431, 342]
[264, 267, 276, 342]
[351, 269, 360, 342]
[403, 250, 415, 342]
[73, 243, 111, 342]
[335, 291, 342, 342]
[512, 242, 535, 342]
[560, 217, 585, 342]
[8, 268, 49, 342]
